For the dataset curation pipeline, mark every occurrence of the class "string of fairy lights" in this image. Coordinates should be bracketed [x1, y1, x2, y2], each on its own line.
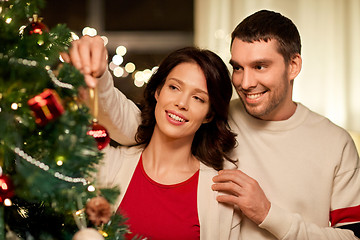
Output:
[0, 54, 96, 207]
[0, 18, 151, 207]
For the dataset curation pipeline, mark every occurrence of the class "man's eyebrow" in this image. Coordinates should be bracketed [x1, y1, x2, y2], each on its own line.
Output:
[229, 58, 272, 66]
[229, 59, 238, 66]
[252, 59, 272, 65]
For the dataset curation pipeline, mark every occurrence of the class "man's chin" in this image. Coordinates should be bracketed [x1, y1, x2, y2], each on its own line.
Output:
[243, 104, 267, 120]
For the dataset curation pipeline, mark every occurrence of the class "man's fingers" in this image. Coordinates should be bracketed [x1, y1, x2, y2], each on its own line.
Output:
[216, 194, 239, 206]
[213, 169, 247, 184]
[212, 181, 242, 196]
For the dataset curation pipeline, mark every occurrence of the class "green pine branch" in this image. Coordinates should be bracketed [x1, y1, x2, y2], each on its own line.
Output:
[0, 0, 126, 239]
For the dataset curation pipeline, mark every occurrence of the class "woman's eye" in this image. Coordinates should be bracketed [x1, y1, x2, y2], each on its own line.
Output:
[169, 85, 178, 90]
[194, 96, 205, 103]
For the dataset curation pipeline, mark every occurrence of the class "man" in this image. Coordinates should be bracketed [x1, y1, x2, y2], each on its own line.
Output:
[210, 10, 360, 239]
[63, 9, 360, 239]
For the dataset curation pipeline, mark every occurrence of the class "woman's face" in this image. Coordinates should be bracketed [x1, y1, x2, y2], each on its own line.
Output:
[154, 62, 211, 142]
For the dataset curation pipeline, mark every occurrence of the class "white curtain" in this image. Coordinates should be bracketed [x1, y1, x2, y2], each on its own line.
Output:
[194, 0, 360, 134]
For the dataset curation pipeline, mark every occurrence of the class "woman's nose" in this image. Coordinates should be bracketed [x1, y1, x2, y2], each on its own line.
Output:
[175, 94, 189, 110]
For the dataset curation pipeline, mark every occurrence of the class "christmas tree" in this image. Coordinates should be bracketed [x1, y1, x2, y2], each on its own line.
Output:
[0, 0, 127, 239]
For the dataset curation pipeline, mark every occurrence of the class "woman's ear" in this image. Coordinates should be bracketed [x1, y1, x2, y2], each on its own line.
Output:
[155, 87, 161, 101]
[202, 112, 214, 124]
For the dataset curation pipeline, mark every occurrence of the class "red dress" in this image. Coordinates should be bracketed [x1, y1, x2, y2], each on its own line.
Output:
[118, 155, 200, 240]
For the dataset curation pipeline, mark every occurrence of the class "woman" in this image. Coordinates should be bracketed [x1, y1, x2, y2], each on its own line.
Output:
[73, 45, 241, 239]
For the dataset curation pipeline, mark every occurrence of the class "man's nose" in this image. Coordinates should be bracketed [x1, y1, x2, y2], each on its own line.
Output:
[241, 69, 256, 90]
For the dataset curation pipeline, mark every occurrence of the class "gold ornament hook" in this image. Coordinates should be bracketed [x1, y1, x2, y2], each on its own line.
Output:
[88, 87, 98, 123]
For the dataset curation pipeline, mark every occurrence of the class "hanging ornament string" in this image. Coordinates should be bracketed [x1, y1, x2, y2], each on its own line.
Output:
[0, 53, 74, 90]
[13, 147, 88, 185]
[87, 87, 110, 150]
[89, 87, 99, 122]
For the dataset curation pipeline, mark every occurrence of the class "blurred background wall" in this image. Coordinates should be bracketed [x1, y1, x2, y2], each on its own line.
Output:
[42, 0, 360, 144]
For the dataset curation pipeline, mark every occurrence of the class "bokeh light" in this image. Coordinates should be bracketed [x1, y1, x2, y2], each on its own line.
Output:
[113, 66, 124, 77]
[116, 46, 127, 56]
[112, 55, 123, 65]
[125, 62, 136, 73]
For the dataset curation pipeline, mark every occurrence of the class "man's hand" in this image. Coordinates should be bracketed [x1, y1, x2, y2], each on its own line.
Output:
[60, 35, 108, 88]
[212, 169, 271, 225]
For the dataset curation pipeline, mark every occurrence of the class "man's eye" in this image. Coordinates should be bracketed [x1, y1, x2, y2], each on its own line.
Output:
[232, 65, 243, 71]
[231, 65, 239, 70]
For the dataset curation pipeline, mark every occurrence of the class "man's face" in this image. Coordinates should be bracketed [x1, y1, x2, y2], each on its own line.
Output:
[230, 38, 296, 121]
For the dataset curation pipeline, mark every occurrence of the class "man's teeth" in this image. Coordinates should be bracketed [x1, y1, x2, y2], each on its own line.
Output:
[168, 113, 185, 122]
[246, 93, 263, 99]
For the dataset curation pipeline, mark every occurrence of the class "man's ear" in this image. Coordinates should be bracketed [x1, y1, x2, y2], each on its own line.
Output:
[288, 53, 302, 81]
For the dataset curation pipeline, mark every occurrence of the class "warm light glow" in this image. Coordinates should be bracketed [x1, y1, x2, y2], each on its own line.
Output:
[0, 180, 8, 190]
[152, 66, 159, 73]
[5, 18, 12, 24]
[125, 62, 136, 73]
[99, 230, 109, 237]
[101, 36, 108, 46]
[19, 25, 26, 34]
[109, 61, 117, 71]
[71, 32, 79, 41]
[56, 155, 65, 166]
[18, 207, 29, 218]
[87, 185, 96, 192]
[4, 198, 12, 206]
[82, 27, 97, 37]
[37, 39, 44, 45]
[112, 55, 123, 65]
[134, 78, 145, 88]
[11, 103, 18, 110]
[134, 71, 144, 82]
[113, 66, 124, 77]
[143, 69, 152, 83]
[116, 45, 127, 56]
[75, 209, 83, 216]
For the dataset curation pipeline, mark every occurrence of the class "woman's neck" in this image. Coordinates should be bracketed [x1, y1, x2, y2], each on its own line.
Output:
[142, 129, 200, 185]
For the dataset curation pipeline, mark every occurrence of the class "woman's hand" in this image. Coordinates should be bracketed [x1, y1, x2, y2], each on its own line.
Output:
[60, 35, 108, 88]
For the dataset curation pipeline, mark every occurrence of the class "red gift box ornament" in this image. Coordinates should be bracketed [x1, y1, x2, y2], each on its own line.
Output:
[86, 87, 110, 150]
[28, 89, 65, 126]
[87, 122, 110, 150]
